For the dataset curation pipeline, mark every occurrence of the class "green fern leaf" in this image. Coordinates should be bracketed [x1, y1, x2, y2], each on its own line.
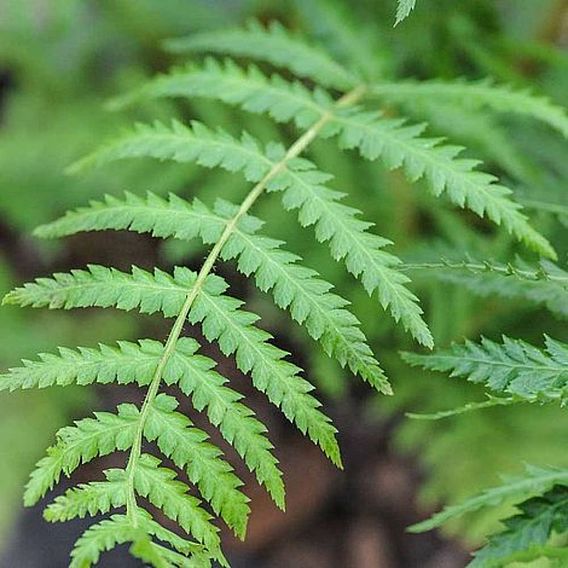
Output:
[0, 339, 161, 391]
[5, 265, 342, 468]
[70, 511, 208, 568]
[67, 120, 272, 181]
[111, 58, 331, 131]
[410, 465, 568, 533]
[36, 191, 392, 386]
[145, 394, 251, 537]
[164, 20, 358, 90]
[332, 109, 555, 258]
[0, 335, 282, 510]
[25, 404, 139, 506]
[371, 79, 568, 137]
[63, 122, 431, 349]
[471, 486, 568, 567]
[404, 258, 568, 318]
[133, 454, 224, 561]
[90, 78, 554, 260]
[69, 515, 142, 568]
[44, 472, 127, 522]
[403, 335, 568, 403]
[164, 338, 283, 508]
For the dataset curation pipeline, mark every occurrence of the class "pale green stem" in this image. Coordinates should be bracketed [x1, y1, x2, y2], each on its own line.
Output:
[124, 85, 367, 523]
[400, 261, 568, 284]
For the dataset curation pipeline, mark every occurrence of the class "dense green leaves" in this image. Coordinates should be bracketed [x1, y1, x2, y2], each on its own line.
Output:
[36, 192, 391, 387]
[6, 11, 568, 567]
[403, 335, 568, 403]
[331, 109, 555, 258]
[6, 265, 342, 466]
[108, 63, 553, 259]
[64, 122, 431, 348]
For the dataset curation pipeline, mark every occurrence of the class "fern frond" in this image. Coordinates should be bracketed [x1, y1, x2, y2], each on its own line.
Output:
[164, 20, 359, 90]
[0, 334, 282, 510]
[395, 0, 417, 25]
[70, 511, 209, 568]
[186, 276, 344, 463]
[403, 258, 568, 318]
[133, 454, 224, 560]
[403, 335, 568, 403]
[471, 486, 568, 567]
[25, 404, 139, 506]
[332, 109, 555, 258]
[97, 79, 554, 259]
[44, 471, 127, 522]
[63, 122, 432, 348]
[0, 339, 161, 391]
[410, 465, 568, 533]
[69, 515, 142, 568]
[371, 79, 568, 137]
[67, 120, 273, 181]
[47, 457, 223, 561]
[111, 58, 332, 131]
[145, 393, 251, 536]
[6, 265, 342, 465]
[36, 191, 392, 384]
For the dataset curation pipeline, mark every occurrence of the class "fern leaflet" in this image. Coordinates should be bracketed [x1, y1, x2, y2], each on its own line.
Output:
[410, 465, 568, 533]
[164, 20, 359, 90]
[471, 486, 568, 567]
[36, 191, 392, 385]
[403, 335, 568, 403]
[109, 59, 554, 258]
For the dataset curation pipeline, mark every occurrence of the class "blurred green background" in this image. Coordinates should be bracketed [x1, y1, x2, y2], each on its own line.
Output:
[0, 1, 566, 566]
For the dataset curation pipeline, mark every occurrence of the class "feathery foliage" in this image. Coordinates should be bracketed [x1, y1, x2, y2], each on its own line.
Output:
[164, 20, 359, 90]
[404, 257, 568, 318]
[470, 486, 568, 567]
[410, 465, 568, 533]
[3, 8, 566, 567]
[109, 61, 555, 258]
[371, 79, 568, 138]
[403, 335, 568, 403]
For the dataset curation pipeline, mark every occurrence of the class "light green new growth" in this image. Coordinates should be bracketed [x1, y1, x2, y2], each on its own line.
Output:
[3, 13, 562, 567]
